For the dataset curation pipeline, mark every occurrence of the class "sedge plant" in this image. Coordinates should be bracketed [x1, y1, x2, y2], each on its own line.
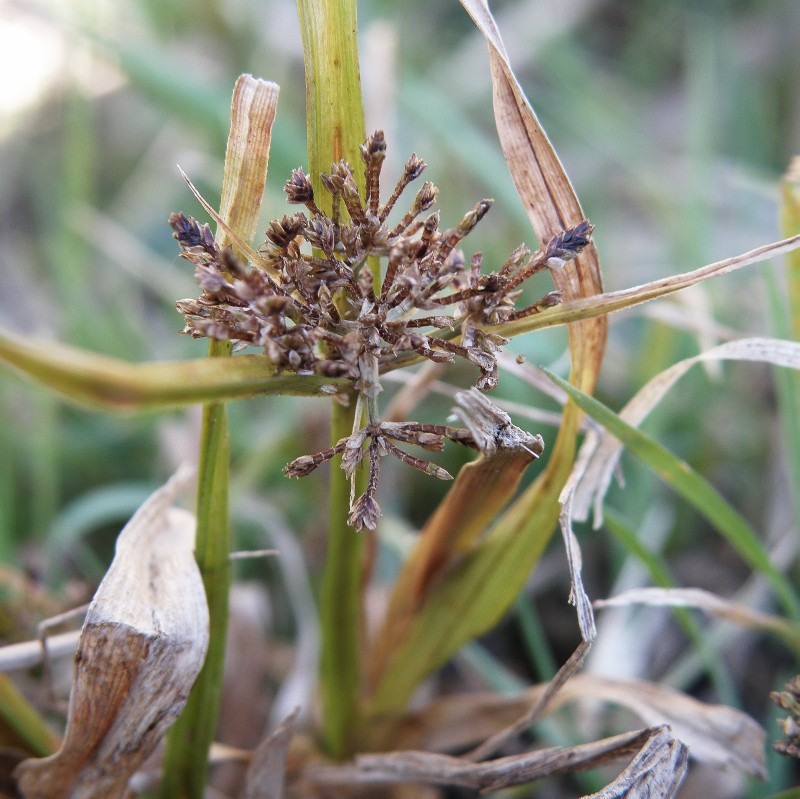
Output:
[1, 0, 799, 797]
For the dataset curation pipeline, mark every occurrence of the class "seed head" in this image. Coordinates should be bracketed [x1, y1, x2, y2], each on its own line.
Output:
[170, 133, 593, 530]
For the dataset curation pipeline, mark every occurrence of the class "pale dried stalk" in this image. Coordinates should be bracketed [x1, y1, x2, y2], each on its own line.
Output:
[494, 234, 800, 339]
[595, 586, 798, 643]
[303, 726, 684, 796]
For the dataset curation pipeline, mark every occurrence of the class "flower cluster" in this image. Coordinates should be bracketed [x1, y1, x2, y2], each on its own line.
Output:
[170, 131, 592, 529]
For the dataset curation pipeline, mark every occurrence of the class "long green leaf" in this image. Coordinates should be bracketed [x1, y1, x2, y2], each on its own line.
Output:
[319, 396, 364, 758]
[0, 332, 346, 411]
[544, 369, 800, 622]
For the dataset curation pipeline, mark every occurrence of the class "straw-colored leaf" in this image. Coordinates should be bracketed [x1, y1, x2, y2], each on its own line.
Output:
[494, 234, 800, 338]
[595, 586, 800, 650]
[572, 337, 800, 525]
[0, 331, 346, 411]
[217, 77, 279, 254]
[14, 467, 208, 799]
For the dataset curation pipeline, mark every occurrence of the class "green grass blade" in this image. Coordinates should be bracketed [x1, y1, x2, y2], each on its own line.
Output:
[544, 369, 800, 622]
[0, 675, 59, 757]
[160, 75, 278, 798]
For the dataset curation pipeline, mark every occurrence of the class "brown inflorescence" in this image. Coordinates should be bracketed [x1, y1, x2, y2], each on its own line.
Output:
[170, 131, 593, 529]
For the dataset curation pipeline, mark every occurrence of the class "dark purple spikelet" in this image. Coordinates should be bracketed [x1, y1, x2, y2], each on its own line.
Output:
[169, 212, 218, 255]
[545, 220, 595, 268]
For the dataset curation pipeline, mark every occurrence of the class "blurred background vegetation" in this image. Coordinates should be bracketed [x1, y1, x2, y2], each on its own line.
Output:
[1, 0, 798, 796]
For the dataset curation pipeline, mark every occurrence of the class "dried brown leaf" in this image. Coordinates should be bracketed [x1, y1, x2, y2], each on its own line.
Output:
[561, 676, 767, 778]
[380, 675, 765, 780]
[458, 0, 607, 396]
[580, 726, 688, 799]
[14, 467, 209, 799]
[304, 727, 673, 793]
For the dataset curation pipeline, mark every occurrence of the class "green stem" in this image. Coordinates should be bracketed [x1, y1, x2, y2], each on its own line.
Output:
[297, 0, 366, 206]
[159, 339, 232, 798]
[296, 0, 367, 759]
[319, 396, 365, 758]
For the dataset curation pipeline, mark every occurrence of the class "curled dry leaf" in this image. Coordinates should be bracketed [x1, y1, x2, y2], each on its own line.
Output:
[14, 467, 209, 799]
[561, 675, 767, 778]
[571, 337, 800, 526]
[580, 726, 688, 799]
[558, 438, 599, 642]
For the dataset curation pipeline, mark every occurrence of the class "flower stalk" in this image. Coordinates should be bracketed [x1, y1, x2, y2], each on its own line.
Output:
[296, 0, 368, 759]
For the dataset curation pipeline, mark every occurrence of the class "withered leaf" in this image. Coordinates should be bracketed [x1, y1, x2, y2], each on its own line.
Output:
[15, 467, 209, 799]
